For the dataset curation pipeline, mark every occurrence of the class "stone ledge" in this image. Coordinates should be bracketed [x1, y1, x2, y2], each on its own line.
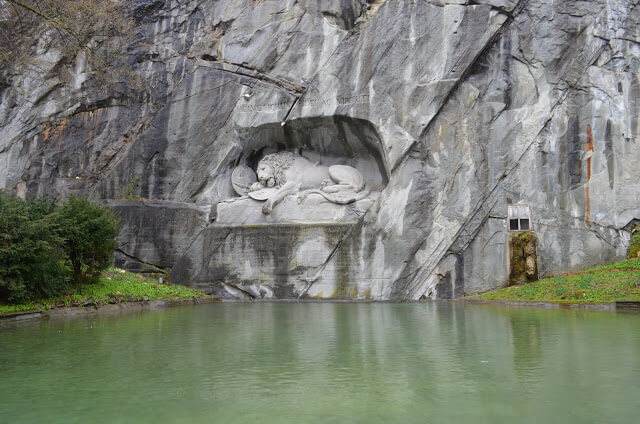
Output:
[208, 221, 357, 228]
[216, 195, 375, 225]
[0, 297, 220, 328]
[0, 311, 43, 322]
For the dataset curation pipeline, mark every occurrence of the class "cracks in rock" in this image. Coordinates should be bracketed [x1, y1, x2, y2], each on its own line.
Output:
[444, 114, 552, 255]
[297, 221, 361, 299]
[115, 248, 169, 274]
[512, 54, 540, 100]
[401, 1, 528, 174]
[176, 97, 240, 200]
[582, 82, 618, 102]
[485, 5, 516, 20]
[596, 34, 640, 47]
[397, 175, 509, 300]
[3, 91, 127, 153]
[281, 96, 302, 124]
[398, 0, 619, 299]
[284, 1, 384, 122]
[168, 80, 238, 104]
[249, 8, 307, 69]
[537, 203, 631, 235]
[197, 57, 304, 96]
[153, 3, 204, 48]
[87, 119, 152, 191]
[222, 283, 257, 300]
[73, 100, 131, 115]
[29, 82, 64, 108]
[355, 0, 388, 24]
[4, 100, 136, 189]
[535, 220, 623, 249]
[613, 36, 640, 46]
[195, 1, 357, 127]
[428, 1, 520, 17]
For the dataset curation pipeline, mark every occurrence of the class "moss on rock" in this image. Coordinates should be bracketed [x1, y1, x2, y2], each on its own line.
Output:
[627, 231, 640, 259]
[509, 232, 538, 285]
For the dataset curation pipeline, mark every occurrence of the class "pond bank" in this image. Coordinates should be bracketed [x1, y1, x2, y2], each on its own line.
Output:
[0, 296, 219, 327]
[5, 256, 640, 328]
[5, 296, 639, 329]
[0, 267, 213, 324]
[457, 298, 618, 311]
[473, 257, 640, 305]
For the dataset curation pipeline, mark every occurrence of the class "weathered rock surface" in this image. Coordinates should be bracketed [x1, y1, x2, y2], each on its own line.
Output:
[1, 0, 638, 300]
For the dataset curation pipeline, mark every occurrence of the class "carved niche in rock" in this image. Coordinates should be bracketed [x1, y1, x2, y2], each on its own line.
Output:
[221, 151, 374, 223]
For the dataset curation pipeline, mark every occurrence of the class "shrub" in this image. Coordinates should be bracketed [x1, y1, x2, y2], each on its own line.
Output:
[0, 194, 120, 301]
[57, 196, 120, 286]
[0, 194, 69, 301]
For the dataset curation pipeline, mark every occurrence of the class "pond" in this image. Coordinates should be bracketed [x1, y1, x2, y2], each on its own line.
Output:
[1, 302, 639, 423]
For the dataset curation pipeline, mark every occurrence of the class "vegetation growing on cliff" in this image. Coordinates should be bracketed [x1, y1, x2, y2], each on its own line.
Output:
[477, 258, 640, 304]
[0, 0, 133, 88]
[509, 232, 538, 284]
[0, 268, 205, 316]
[0, 193, 119, 301]
[627, 231, 640, 259]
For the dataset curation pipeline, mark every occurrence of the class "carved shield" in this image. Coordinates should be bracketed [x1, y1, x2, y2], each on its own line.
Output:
[231, 166, 257, 195]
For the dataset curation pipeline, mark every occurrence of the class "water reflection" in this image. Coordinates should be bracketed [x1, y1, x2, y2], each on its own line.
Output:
[1, 303, 640, 423]
[509, 310, 543, 378]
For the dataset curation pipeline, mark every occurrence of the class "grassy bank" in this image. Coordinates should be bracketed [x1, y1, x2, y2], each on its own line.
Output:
[0, 268, 205, 316]
[476, 258, 640, 304]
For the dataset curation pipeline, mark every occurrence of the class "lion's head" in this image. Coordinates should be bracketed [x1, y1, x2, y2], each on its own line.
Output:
[256, 152, 295, 188]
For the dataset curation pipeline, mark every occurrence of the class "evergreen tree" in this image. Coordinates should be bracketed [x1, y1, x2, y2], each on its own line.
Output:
[57, 196, 120, 287]
[0, 194, 68, 300]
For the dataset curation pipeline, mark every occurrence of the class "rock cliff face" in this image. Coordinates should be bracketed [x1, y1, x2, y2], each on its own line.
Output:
[1, 0, 638, 300]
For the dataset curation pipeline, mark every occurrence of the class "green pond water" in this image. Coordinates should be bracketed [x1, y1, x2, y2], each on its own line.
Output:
[1, 302, 640, 423]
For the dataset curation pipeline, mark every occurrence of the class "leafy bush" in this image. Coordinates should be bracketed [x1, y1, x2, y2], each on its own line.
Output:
[57, 196, 120, 286]
[0, 195, 69, 300]
[0, 193, 120, 302]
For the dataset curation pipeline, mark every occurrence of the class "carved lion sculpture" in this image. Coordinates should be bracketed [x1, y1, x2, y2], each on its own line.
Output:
[244, 152, 369, 214]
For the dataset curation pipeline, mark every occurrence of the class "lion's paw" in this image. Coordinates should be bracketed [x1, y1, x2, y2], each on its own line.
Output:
[249, 182, 263, 192]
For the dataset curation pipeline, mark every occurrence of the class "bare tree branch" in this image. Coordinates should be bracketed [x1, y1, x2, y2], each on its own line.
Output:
[1, 0, 136, 90]
[6, 0, 87, 48]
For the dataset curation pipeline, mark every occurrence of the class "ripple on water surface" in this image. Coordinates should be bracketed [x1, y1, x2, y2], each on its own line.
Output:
[1, 302, 640, 424]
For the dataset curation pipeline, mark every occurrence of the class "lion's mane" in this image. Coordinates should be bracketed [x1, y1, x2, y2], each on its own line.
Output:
[259, 151, 296, 186]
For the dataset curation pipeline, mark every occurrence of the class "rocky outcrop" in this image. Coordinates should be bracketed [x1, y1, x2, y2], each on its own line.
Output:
[0, 0, 638, 300]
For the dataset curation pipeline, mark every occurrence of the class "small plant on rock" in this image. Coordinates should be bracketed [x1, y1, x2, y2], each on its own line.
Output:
[627, 230, 640, 259]
[119, 174, 140, 200]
